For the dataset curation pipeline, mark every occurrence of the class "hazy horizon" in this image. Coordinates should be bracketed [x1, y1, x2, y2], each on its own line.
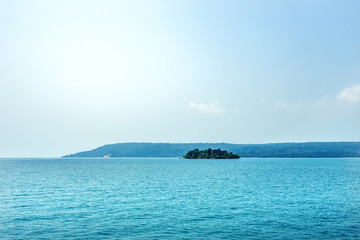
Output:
[1, 0, 360, 157]
[2, 140, 360, 158]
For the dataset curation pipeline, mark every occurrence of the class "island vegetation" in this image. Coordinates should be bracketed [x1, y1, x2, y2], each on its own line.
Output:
[183, 148, 240, 159]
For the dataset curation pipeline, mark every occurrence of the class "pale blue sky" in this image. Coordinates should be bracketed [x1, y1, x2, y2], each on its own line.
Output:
[1, 0, 360, 157]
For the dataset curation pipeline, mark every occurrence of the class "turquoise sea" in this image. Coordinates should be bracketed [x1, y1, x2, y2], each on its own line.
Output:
[0, 157, 359, 239]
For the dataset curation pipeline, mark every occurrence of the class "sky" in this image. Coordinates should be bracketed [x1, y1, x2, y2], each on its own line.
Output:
[1, 0, 360, 157]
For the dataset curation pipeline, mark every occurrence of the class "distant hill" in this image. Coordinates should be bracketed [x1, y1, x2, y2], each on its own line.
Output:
[63, 142, 360, 158]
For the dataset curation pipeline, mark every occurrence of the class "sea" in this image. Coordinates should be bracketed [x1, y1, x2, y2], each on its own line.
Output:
[0, 157, 359, 239]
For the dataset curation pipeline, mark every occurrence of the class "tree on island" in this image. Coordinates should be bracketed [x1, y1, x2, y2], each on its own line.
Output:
[183, 148, 240, 159]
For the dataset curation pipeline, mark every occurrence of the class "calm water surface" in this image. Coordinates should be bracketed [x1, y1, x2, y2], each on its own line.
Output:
[0, 158, 359, 239]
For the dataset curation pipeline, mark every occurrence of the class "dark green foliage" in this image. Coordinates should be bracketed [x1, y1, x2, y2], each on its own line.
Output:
[63, 142, 360, 158]
[183, 148, 240, 159]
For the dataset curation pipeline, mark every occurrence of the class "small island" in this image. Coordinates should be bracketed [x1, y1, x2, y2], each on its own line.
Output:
[184, 148, 240, 159]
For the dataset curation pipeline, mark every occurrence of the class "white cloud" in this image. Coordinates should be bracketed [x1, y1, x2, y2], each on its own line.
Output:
[188, 101, 226, 114]
[337, 84, 360, 103]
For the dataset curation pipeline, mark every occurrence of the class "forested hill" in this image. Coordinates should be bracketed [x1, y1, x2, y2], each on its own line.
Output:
[63, 142, 360, 158]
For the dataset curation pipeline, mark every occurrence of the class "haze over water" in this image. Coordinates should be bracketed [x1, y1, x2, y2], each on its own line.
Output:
[1, 157, 359, 239]
[1, 1, 360, 239]
[1, 1, 360, 157]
